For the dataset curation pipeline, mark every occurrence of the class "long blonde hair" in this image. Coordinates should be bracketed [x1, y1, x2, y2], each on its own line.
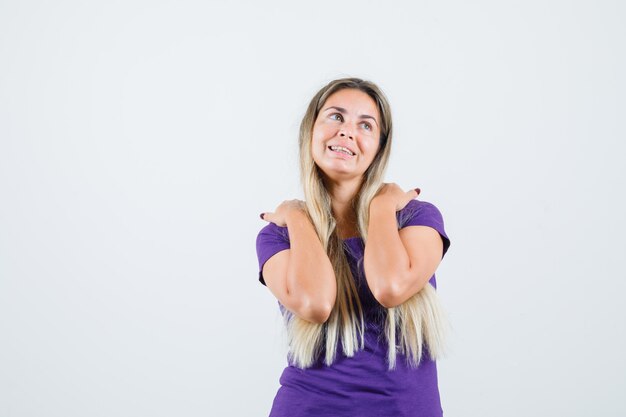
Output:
[284, 77, 449, 370]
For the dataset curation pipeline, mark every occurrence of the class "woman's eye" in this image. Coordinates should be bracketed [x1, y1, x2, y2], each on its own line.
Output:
[329, 113, 371, 130]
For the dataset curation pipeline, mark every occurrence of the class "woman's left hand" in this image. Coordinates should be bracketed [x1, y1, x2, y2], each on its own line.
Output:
[372, 183, 421, 211]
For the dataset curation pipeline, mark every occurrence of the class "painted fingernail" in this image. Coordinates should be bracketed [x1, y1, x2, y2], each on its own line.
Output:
[415, 188, 421, 195]
[260, 213, 265, 219]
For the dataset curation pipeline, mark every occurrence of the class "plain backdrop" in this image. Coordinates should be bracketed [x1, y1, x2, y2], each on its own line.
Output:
[1, 1, 625, 416]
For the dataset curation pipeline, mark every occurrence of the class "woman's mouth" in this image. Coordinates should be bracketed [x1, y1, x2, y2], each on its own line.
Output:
[327, 145, 355, 159]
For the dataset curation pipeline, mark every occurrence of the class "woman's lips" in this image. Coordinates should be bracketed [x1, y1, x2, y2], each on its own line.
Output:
[327, 147, 354, 159]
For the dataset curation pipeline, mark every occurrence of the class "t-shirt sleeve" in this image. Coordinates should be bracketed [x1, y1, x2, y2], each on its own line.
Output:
[397, 199, 451, 260]
[255, 222, 291, 286]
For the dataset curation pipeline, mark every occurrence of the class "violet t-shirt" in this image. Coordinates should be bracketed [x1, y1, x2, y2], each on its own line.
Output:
[255, 199, 451, 417]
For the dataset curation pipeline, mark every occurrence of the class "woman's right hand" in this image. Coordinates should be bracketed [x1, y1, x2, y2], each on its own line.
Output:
[260, 199, 307, 227]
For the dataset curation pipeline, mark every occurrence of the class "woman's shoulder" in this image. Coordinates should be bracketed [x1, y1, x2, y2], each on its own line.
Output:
[397, 198, 451, 258]
[257, 221, 290, 242]
[403, 198, 441, 211]
[396, 199, 443, 225]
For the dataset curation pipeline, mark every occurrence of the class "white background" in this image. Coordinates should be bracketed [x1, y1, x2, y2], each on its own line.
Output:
[1, 1, 624, 416]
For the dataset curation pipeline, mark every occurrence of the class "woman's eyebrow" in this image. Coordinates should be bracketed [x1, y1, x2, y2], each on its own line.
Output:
[323, 106, 378, 127]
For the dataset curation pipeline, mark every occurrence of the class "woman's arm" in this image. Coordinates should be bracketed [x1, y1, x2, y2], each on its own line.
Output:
[262, 209, 337, 323]
[285, 210, 337, 321]
[364, 192, 443, 309]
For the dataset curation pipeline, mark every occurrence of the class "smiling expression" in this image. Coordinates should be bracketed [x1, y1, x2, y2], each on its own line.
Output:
[311, 88, 382, 181]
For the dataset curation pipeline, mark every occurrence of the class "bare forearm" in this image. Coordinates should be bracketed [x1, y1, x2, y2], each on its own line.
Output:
[284, 210, 337, 314]
[363, 201, 411, 303]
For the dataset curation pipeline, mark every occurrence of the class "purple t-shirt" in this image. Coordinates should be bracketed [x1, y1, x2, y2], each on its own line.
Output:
[255, 199, 451, 417]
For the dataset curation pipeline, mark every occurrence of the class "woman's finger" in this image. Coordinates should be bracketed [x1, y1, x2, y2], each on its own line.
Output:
[408, 188, 419, 200]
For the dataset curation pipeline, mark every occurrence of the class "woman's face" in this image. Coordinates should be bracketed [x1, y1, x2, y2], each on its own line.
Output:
[311, 88, 382, 182]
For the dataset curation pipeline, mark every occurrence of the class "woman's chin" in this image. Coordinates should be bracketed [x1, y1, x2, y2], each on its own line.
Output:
[319, 166, 364, 182]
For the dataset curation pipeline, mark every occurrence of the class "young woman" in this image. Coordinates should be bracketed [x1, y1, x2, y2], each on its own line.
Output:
[256, 77, 452, 417]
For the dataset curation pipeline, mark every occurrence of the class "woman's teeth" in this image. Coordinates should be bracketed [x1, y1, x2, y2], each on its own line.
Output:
[329, 146, 354, 156]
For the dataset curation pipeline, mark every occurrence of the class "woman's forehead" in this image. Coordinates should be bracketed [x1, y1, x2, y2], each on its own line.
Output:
[325, 89, 377, 109]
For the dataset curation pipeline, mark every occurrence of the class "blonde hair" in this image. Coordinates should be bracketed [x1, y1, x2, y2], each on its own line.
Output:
[284, 77, 449, 370]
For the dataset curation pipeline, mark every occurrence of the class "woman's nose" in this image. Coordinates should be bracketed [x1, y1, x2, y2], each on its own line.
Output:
[339, 129, 354, 140]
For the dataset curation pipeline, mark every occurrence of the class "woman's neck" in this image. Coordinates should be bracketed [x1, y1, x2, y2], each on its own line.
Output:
[322, 175, 363, 238]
